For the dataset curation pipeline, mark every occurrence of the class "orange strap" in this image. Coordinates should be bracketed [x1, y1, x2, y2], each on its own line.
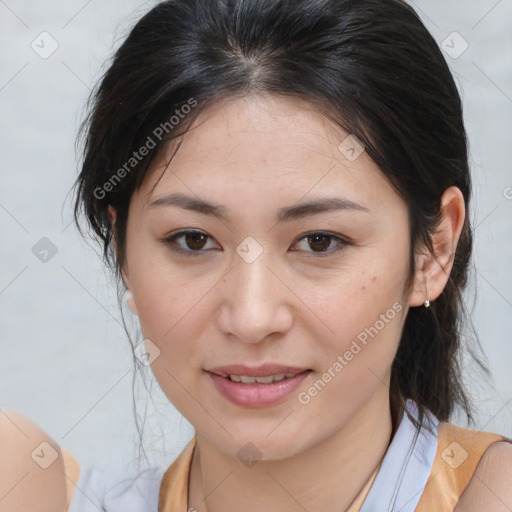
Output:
[61, 448, 81, 511]
[159, 437, 196, 512]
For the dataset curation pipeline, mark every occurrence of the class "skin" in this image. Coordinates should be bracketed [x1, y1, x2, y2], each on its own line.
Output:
[0, 408, 67, 512]
[114, 93, 469, 512]
[456, 441, 512, 511]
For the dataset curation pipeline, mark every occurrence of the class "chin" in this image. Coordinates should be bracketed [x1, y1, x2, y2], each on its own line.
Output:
[214, 426, 315, 464]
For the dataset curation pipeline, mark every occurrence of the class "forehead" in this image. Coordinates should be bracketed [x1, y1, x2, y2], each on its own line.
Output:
[136, 94, 401, 215]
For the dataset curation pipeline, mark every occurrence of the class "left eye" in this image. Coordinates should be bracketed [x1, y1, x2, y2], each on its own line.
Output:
[163, 230, 349, 257]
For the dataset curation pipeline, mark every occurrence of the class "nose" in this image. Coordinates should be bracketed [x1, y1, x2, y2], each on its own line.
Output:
[217, 252, 294, 344]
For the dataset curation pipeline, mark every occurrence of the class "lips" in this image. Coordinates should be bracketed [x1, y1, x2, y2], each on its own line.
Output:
[205, 364, 313, 407]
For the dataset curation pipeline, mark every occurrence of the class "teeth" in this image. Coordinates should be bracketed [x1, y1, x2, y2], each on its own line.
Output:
[255, 375, 281, 384]
[228, 372, 297, 384]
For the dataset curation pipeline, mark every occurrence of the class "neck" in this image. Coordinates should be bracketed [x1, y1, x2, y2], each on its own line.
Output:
[188, 388, 395, 512]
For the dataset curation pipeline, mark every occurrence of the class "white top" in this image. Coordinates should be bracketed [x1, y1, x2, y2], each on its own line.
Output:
[68, 462, 164, 512]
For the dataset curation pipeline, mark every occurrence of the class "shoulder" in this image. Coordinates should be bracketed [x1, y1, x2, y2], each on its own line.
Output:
[0, 408, 67, 512]
[416, 421, 511, 512]
[455, 440, 512, 511]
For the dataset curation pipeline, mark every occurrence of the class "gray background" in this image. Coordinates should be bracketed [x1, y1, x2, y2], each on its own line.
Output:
[0, 0, 511, 470]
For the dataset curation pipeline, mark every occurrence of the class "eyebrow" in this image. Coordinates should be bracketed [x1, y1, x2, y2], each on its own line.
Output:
[149, 192, 370, 222]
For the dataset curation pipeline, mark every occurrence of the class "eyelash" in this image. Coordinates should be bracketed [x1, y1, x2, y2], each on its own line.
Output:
[162, 230, 350, 258]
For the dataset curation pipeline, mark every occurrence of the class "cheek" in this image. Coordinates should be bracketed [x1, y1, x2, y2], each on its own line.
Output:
[313, 254, 409, 375]
[126, 236, 207, 337]
[128, 257, 221, 393]
[131, 268, 208, 412]
[135, 276, 208, 352]
[320, 264, 407, 334]
[297, 273, 407, 422]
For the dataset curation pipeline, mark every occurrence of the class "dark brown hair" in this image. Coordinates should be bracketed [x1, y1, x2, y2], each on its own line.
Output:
[73, 0, 487, 445]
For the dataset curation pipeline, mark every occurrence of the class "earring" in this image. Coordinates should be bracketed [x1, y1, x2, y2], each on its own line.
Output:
[124, 289, 138, 315]
[424, 277, 430, 308]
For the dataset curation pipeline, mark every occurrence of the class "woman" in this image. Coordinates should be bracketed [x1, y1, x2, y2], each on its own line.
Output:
[2, 0, 511, 510]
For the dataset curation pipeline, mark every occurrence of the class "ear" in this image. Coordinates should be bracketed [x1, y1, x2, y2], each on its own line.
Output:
[108, 205, 138, 315]
[107, 205, 133, 295]
[409, 186, 466, 307]
[107, 205, 121, 274]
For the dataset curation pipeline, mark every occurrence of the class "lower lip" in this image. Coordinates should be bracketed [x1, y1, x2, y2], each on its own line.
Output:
[207, 370, 312, 408]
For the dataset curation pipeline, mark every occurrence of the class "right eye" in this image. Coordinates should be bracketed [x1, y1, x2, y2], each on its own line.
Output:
[162, 229, 220, 256]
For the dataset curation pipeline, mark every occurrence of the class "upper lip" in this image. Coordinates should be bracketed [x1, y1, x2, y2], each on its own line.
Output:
[206, 364, 311, 378]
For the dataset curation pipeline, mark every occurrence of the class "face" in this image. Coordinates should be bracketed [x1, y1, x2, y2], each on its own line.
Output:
[121, 94, 414, 460]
